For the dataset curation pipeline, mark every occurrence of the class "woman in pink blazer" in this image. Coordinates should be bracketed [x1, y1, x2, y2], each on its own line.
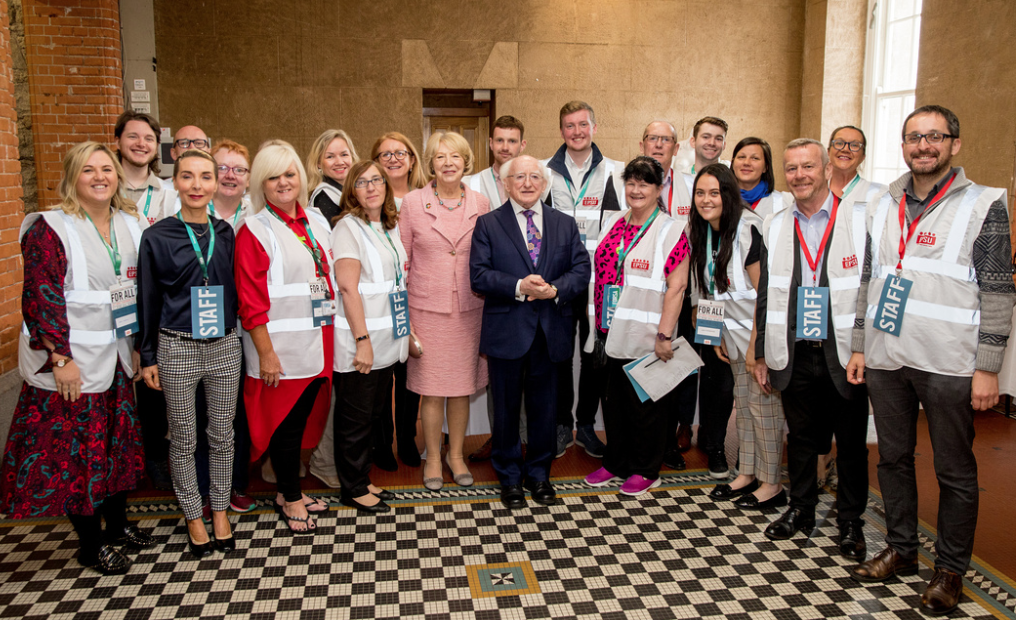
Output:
[399, 131, 490, 491]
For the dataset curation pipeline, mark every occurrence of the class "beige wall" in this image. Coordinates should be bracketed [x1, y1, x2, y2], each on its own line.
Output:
[916, 0, 1016, 207]
[154, 0, 815, 181]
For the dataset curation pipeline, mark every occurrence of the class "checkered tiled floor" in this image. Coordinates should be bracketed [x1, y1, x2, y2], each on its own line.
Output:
[0, 473, 1011, 620]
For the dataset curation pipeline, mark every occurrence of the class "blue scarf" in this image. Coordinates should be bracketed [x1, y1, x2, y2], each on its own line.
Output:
[740, 181, 771, 206]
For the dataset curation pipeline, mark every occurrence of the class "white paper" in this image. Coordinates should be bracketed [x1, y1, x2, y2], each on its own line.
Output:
[627, 337, 703, 402]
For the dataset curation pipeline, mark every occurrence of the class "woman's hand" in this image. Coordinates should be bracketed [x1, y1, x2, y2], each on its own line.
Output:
[655, 337, 675, 362]
[714, 340, 730, 364]
[53, 358, 82, 402]
[259, 349, 284, 388]
[141, 365, 161, 390]
[132, 350, 142, 383]
[354, 339, 374, 374]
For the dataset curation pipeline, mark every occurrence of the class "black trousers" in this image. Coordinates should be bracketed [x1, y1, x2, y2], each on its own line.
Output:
[664, 295, 698, 451]
[780, 341, 869, 525]
[391, 360, 420, 450]
[602, 356, 677, 480]
[268, 378, 326, 502]
[557, 303, 604, 429]
[67, 491, 129, 561]
[136, 381, 169, 463]
[697, 344, 735, 453]
[334, 366, 396, 499]
[195, 372, 252, 496]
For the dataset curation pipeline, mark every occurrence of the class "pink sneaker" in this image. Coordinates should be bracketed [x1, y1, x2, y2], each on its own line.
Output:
[619, 475, 661, 496]
[584, 467, 622, 487]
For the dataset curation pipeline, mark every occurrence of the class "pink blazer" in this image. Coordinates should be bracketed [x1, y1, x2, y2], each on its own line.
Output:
[399, 182, 490, 314]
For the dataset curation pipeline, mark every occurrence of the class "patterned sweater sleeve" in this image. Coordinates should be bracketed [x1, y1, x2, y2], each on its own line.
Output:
[972, 198, 1016, 372]
[21, 218, 72, 359]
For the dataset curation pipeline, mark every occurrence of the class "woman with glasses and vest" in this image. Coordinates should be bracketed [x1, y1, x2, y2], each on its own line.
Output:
[0, 141, 154, 574]
[234, 142, 334, 534]
[582, 156, 691, 497]
[331, 160, 414, 513]
[137, 149, 243, 557]
[307, 129, 359, 226]
[689, 164, 787, 510]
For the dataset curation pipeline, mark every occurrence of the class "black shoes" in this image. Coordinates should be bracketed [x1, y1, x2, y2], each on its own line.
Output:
[500, 484, 527, 510]
[709, 479, 759, 501]
[764, 507, 816, 541]
[107, 525, 157, 549]
[838, 520, 867, 561]
[211, 534, 235, 553]
[188, 535, 214, 559]
[340, 496, 391, 514]
[80, 544, 132, 575]
[372, 488, 396, 501]
[707, 449, 729, 479]
[734, 490, 788, 511]
[524, 480, 556, 506]
[662, 449, 687, 471]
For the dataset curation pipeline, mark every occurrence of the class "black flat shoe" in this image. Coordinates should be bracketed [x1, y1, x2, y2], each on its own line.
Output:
[107, 524, 157, 549]
[500, 484, 526, 510]
[734, 489, 788, 510]
[838, 520, 866, 561]
[211, 534, 235, 553]
[710, 480, 760, 500]
[764, 507, 816, 541]
[340, 496, 391, 514]
[82, 544, 132, 575]
[524, 480, 556, 506]
[372, 489, 396, 501]
[188, 536, 214, 559]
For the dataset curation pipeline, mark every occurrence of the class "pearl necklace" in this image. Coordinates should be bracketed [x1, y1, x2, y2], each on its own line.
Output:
[434, 183, 465, 210]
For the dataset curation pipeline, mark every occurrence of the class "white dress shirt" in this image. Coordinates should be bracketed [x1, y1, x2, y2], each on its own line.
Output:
[511, 198, 545, 301]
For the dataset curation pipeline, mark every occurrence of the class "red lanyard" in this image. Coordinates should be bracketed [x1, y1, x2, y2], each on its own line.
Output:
[896, 172, 957, 270]
[666, 170, 674, 215]
[751, 198, 761, 211]
[793, 194, 840, 285]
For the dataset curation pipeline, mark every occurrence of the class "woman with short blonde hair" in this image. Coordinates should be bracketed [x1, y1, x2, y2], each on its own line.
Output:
[307, 129, 359, 227]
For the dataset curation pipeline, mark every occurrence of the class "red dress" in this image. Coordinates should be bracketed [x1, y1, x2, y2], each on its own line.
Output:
[234, 204, 333, 461]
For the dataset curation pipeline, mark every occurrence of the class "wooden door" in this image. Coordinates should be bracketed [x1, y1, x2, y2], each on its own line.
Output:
[422, 111, 490, 171]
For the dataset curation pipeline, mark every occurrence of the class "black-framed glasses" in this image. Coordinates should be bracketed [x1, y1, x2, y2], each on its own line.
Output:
[830, 139, 864, 153]
[217, 164, 249, 176]
[354, 176, 386, 189]
[903, 132, 954, 145]
[175, 138, 210, 149]
[376, 150, 409, 162]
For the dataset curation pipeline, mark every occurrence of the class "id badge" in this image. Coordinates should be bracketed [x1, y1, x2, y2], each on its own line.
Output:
[577, 219, 588, 245]
[310, 278, 334, 327]
[796, 286, 829, 340]
[389, 289, 410, 340]
[695, 299, 725, 345]
[110, 282, 139, 338]
[601, 284, 621, 330]
[191, 286, 224, 339]
[873, 275, 912, 337]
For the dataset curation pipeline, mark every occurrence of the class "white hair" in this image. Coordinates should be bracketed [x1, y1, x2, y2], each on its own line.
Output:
[499, 155, 551, 186]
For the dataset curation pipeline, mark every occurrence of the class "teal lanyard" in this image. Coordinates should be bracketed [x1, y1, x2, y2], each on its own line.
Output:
[841, 174, 861, 198]
[368, 221, 404, 289]
[141, 187, 153, 219]
[266, 204, 328, 278]
[84, 209, 122, 277]
[208, 200, 243, 227]
[563, 169, 594, 210]
[616, 208, 660, 276]
[706, 227, 717, 295]
[177, 211, 216, 285]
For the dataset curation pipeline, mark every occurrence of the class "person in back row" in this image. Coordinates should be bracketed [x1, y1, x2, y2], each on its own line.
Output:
[307, 129, 359, 225]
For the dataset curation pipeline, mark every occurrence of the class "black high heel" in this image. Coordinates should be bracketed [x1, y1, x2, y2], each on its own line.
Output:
[188, 535, 214, 559]
[211, 533, 235, 553]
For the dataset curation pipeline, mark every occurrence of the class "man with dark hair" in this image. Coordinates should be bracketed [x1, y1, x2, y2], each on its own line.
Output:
[846, 105, 1015, 616]
[689, 116, 729, 174]
[114, 110, 176, 226]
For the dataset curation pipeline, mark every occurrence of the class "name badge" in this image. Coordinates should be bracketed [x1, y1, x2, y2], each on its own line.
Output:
[110, 282, 139, 339]
[796, 286, 829, 340]
[873, 275, 912, 337]
[310, 278, 334, 327]
[601, 284, 621, 330]
[389, 289, 410, 340]
[695, 299, 725, 345]
[191, 286, 224, 339]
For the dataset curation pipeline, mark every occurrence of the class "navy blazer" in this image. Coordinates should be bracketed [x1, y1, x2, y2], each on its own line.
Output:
[470, 200, 591, 363]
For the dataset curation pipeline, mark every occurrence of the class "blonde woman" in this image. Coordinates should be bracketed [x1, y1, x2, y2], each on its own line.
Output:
[307, 129, 359, 226]
[0, 142, 154, 574]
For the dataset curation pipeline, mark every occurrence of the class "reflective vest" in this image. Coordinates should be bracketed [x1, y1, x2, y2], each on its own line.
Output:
[666, 171, 694, 229]
[752, 191, 789, 219]
[19, 210, 145, 393]
[331, 216, 410, 373]
[239, 210, 336, 379]
[864, 182, 1004, 376]
[586, 210, 683, 360]
[709, 210, 763, 362]
[310, 183, 342, 210]
[762, 193, 866, 370]
[466, 167, 505, 208]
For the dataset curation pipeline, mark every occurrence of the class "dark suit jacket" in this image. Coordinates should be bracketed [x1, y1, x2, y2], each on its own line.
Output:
[754, 222, 866, 401]
[470, 200, 591, 363]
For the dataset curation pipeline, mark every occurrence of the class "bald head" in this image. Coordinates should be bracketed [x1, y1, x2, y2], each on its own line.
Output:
[172, 125, 210, 159]
[640, 121, 679, 172]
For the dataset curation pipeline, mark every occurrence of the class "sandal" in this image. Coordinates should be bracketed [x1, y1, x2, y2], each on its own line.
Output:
[275, 495, 330, 514]
[274, 502, 316, 535]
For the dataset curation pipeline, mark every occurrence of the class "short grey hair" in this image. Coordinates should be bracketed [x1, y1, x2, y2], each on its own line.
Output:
[500, 155, 551, 186]
[784, 138, 829, 166]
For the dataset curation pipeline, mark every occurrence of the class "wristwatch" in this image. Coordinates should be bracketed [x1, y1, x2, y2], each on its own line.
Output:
[657, 332, 671, 342]
[52, 356, 70, 368]
[356, 334, 370, 343]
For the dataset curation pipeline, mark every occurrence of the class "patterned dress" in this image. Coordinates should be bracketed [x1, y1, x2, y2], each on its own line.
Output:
[0, 219, 144, 518]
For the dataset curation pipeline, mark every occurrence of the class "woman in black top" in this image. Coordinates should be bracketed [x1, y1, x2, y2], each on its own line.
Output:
[307, 129, 358, 226]
[137, 149, 242, 558]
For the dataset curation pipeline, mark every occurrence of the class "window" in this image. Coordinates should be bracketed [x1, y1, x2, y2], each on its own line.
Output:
[861, 0, 923, 185]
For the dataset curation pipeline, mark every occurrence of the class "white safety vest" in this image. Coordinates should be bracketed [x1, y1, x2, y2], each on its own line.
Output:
[210, 194, 252, 231]
[762, 193, 866, 370]
[466, 167, 505, 208]
[127, 174, 177, 225]
[751, 191, 789, 219]
[19, 209, 145, 393]
[584, 210, 683, 360]
[864, 182, 1004, 376]
[310, 183, 342, 210]
[239, 209, 336, 379]
[709, 210, 763, 361]
[543, 158, 620, 255]
[331, 216, 410, 373]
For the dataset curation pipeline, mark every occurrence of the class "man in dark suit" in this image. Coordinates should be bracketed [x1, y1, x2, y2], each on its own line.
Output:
[753, 139, 869, 559]
[470, 155, 591, 509]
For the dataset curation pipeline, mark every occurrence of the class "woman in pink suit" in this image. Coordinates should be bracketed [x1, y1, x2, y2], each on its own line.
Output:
[399, 131, 490, 490]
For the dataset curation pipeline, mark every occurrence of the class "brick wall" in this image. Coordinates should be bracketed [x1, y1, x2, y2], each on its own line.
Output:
[22, 0, 123, 209]
[0, 0, 25, 374]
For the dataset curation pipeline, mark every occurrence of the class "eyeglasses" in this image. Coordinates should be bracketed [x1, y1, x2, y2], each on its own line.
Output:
[903, 132, 954, 145]
[643, 135, 675, 145]
[376, 150, 409, 162]
[354, 176, 386, 189]
[217, 164, 249, 176]
[830, 139, 864, 153]
[175, 138, 210, 149]
[510, 173, 544, 184]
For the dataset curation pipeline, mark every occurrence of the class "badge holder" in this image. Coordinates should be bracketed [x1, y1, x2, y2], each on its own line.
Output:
[694, 299, 725, 345]
[796, 287, 830, 340]
[110, 281, 139, 338]
[310, 278, 335, 327]
[601, 284, 621, 330]
[389, 288, 410, 339]
[191, 285, 225, 338]
[873, 275, 912, 336]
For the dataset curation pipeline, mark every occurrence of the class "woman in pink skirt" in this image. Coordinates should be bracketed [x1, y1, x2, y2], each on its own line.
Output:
[399, 131, 489, 490]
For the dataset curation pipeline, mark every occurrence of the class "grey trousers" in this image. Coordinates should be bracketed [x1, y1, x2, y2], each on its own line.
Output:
[867, 366, 978, 574]
[158, 330, 242, 520]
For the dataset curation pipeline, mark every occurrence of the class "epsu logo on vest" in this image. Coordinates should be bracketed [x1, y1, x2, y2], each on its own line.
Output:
[916, 232, 936, 247]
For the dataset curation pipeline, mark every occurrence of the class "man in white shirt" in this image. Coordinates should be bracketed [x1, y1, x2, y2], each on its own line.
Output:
[466, 115, 527, 208]
[114, 110, 176, 226]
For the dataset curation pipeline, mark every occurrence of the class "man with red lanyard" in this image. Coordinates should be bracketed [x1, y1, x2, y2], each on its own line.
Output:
[845, 106, 1015, 616]
[639, 121, 685, 220]
[753, 139, 869, 558]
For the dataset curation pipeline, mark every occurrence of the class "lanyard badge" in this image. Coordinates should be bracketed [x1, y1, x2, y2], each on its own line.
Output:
[695, 299, 724, 345]
[177, 213, 225, 339]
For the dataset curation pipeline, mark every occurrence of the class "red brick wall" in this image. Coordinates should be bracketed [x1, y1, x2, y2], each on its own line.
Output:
[22, 0, 123, 209]
[0, 0, 25, 374]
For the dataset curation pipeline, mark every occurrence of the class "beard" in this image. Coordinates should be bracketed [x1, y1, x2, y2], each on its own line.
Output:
[119, 149, 155, 170]
[907, 149, 952, 180]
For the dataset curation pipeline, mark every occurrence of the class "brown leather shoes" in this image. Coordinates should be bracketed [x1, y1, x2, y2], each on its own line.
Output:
[921, 568, 962, 616]
[850, 546, 919, 583]
[676, 424, 692, 452]
[469, 437, 493, 462]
